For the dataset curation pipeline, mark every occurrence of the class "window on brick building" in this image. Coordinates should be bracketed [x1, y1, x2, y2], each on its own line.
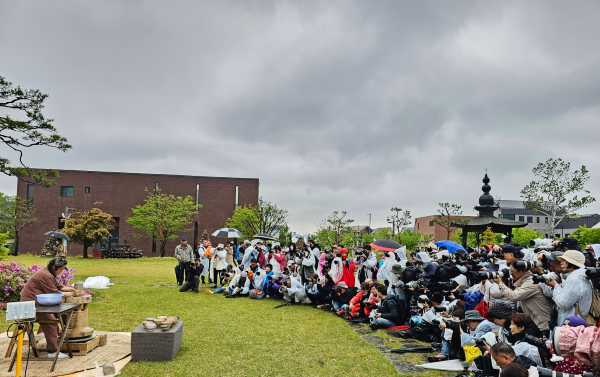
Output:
[235, 185, 239, 210]
[527, 216, 533, 223]
[60, 186, 74, 197]
[85, 187, 90, 194]
[519, 216, 524, 222]
[27, 184, 34, 208]
[536, 217, 539, 223]
[545, 217, 548, 223]
[429, 221, 434, 226]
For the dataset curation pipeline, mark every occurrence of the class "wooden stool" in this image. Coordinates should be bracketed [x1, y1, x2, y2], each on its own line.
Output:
[4, 324, 42, 358]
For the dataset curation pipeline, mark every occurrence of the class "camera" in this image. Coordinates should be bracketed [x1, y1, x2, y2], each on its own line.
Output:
[477, 268, 509, 280]
[432, 318, 453, 327]
[406, 281, 419, 289]
[434, 306, 449, 313]
[586, 268, 600, 279]
[279, 286, 286, 293]
[317, 276, 325, 284]
[483, 252, 503, 260]
[307, 278, 314, 283]
[296, 251, 305, 259]
[513, 261, 540, 270]
[369, 309, 378, 319]
[532, 273, 561, 284]
[355, 250, 364, 256]
[523, 333, 547, 348]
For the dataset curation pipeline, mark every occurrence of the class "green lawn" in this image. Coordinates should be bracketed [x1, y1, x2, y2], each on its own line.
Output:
[1, 255, 451, 377]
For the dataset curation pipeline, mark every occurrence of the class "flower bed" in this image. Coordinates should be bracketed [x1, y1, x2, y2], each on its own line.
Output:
[0, 261, 95, 309]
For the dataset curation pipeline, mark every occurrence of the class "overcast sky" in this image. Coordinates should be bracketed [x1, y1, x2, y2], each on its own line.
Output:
[2, 1, 600, 234]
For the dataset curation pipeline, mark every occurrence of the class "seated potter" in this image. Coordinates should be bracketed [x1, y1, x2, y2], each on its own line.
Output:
[20, 258, 84, 359]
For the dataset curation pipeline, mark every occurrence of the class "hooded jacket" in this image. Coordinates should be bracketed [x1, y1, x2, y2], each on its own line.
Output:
[228, 273, 251, 294]
[498, 270, 553, 331]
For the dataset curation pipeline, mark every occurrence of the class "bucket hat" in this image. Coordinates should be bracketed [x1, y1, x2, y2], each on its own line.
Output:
[557, 250, 585, 268]
[462, 310, 486, 322]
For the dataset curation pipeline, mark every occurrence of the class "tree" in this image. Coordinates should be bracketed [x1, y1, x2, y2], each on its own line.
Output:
[225, 197, 289, 239]
[510, 228, 543, 246]
[571, 226, 600, 248]
[480, 227, 497, 247]
[399, 230, 431, 251]
[61, 203, 114, 258]
[127, 189, 198, 257]
[373, 227, 391, 240]
[387, 207, 411, 243]
[433, 203, 469, 240]
[315, 211, 354, 246]
[0, 193, 16, 237]
[520, 158, 595, 237]
[276, 225, 292, 246]
[0, 75, 71, 187]
[11, 197, 37, 255]
[450, 230, 478, 248]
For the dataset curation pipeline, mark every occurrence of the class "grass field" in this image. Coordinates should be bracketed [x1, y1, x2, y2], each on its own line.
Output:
[1, 255, 451, 377]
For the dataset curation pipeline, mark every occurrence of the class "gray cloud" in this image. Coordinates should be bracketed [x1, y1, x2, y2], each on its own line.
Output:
[1, 0, 600, 233]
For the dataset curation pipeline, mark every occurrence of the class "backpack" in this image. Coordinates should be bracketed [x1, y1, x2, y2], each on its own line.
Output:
[409, 318, 439, 342]
[439, 261, 462, 279]
[390, 295, 406, 325]
[575, 277, 600, 327]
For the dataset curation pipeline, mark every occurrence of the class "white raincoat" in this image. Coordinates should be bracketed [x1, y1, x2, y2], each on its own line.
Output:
[253, 268, 267, 290]
[228, 273, 251, 294]
[354, 251, 377, 285]
[329, 257, 344, 283]
[240, 246, 258, 271]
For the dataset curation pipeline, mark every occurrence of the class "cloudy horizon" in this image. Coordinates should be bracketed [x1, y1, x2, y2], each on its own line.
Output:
[2, 1, 600, 233]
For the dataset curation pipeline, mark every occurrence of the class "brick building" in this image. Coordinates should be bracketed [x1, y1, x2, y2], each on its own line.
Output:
[414, 215, 473, 241]
[16, 170, 259, 257]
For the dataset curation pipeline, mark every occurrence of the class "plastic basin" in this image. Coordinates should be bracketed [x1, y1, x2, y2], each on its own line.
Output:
[36, 293, 64, 306]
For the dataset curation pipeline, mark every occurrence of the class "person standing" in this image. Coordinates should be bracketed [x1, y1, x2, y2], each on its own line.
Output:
[174, 237, 194, 285]
[210, 244, 228, 288]
[354, 245, 377, 285]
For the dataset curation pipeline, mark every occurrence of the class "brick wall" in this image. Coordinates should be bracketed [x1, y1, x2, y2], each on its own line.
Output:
[16, 170, 259, 257]
[414, 215, 473, 241]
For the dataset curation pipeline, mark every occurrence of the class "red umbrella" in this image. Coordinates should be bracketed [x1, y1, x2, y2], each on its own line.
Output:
[370, 239, 401, 252]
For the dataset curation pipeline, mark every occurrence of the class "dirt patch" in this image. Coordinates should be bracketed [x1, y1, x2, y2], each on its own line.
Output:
[354, 329, 377, 335]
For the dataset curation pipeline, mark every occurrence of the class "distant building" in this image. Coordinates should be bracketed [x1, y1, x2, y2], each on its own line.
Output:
[414, 215, 473, 241]
[495, 200, 600, 238]
[17, 170, 259, 257]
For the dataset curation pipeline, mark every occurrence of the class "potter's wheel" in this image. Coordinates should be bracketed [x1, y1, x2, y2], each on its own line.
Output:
[68, 334, 96, 343]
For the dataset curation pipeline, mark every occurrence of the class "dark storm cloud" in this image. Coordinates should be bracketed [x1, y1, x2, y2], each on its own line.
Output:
[1, 0, 600, 232]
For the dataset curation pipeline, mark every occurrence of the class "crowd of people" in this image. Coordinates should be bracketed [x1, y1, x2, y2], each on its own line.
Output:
[174, 236, 600, 377]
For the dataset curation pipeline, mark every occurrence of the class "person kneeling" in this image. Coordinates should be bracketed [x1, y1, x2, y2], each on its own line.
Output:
[180, 259, 203, 293]
[370, 283, 399, 330]
[226, 271, 250, 298]
[280, 275, 311, 304]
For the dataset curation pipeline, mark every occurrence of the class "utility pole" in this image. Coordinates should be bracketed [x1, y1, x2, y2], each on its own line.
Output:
[367, 213, 371, 232]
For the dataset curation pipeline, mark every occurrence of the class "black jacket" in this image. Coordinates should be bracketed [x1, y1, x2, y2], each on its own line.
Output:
[513, 355, 537, 368]
[379, 296, 399, 323]
[186, 264, 203, 282]
[331, 287, 358, 305]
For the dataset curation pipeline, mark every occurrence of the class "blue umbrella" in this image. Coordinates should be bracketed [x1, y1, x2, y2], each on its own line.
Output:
[434, 240, 465, 253]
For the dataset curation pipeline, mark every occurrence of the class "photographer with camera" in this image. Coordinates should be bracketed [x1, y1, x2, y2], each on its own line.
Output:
[206, 265, 236, 295]
[226, 270, 251, 298]
[174, 237, 194, 286]
[490, 342, 537, 372]
[329, 281, 357, 313]
[388, 264, 406, 300]
[314, 274, 335, 308]
[179, 258, 203, 294]
[270, 244, 287, 274]
[545, 250, 593, 326]
[354, 245, 377, 284]
[304, 273, 320, 304]
[369, 283, 400, 330]
[347, 282, 377, 319]
[421, 262, 461, 293]
[459, 310, 500, 349]
[280, 275, 311, 304]
[210, 243, 228, 288]
[236, 240, 249, 265]
[240, 243, 259, 271]
[337, 248, 356, 287]
[494, 260, 553, 335]
[299, 245, 317, 283]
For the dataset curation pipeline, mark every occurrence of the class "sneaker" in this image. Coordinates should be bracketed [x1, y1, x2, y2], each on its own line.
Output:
[225, 295, 234, 298]
[210, 284, 217, 289]
[370, 324, 379, 330]
[431, 342, 442, 349]
[205, 289, 213, 295]
[331, 308, 336, 312]
[317, 304, 326, 309]
[194, 290, 199, 294]
[47, 352, 68, 359]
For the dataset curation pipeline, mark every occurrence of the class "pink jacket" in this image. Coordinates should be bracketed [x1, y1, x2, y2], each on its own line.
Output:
[559, 325, 600, 366]
[272, 252, 287, 271]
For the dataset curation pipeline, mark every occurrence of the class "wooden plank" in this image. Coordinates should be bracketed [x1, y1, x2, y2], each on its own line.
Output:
[65, 295, 92, 304]
[60, 336, 99, 356]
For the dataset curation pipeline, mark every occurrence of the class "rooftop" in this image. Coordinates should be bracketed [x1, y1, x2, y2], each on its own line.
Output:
[33, 168, 259, 181]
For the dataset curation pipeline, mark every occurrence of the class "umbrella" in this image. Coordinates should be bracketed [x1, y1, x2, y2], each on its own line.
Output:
[44, 231, 71, 241]
[370, 239, 401, 252]
[212, 228, 244, 238]
[252, 233, 276, 241]
[434, 240, 465, 253]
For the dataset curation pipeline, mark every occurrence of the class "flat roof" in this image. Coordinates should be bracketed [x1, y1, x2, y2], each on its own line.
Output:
[35, 169, 259, 181]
